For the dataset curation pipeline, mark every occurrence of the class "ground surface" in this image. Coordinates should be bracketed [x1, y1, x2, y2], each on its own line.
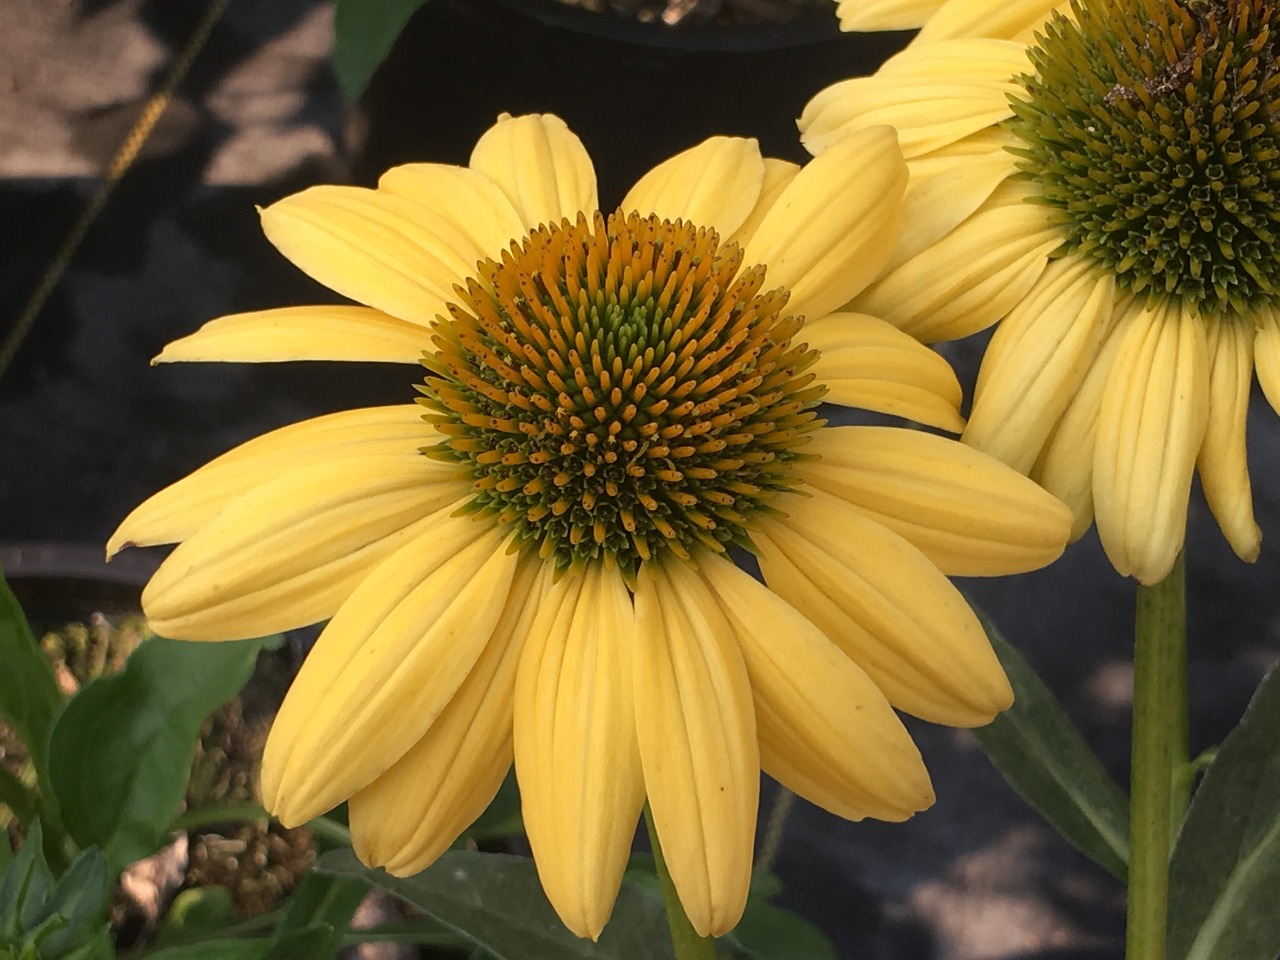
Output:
[1, 2, 1277, 958]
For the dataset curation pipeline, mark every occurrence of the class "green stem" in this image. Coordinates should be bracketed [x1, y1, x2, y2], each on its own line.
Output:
[644, 806, 717, 960]
[169, 802, 270, 833]
[1125, 551, 1188, 960]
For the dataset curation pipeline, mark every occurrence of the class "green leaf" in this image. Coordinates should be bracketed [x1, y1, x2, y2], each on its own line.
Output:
[970, 606, 1130, 878]
[1167, 662, 1280, 960]
[0, 573, 63, 798]
[0, 765, 37, 826]
[730, 898, 836, 960]
[36, 846, 109, 957]
[143, 925, 337, 960]
[46, 636, 262, 873]
[269, 872, 369, 958]
[332, 0, 430, 99]
[317, 848, 675, 959]
[150, 887, 234, 949]
[0, 823, 111, 959]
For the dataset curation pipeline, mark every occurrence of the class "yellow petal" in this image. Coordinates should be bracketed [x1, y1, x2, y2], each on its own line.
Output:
[726, 159, 800, 249]
[852, 179, 1061, 343]
[153, 306, 433, 364]
[261, 516, 515, 824]
[914, 0, 1066, 44]
[805, 311, 964, 431]
[108, 406, 438, 555]
[1030, 309, 1129, 541]
[697, 553, 934, 821]
[377, 162, 527, 255]
[964, 256, 1115, 471]
[834, 0, 946, 31]
[1197, 316, 1261, 563]
[1252, 304, 1280, 417]
[621, 136, 764, 241]
[753, 493, 1012, 726]
[140, 458, 469, 640]
[743, 127, 906, 320]
[513, 563, 645, 941]
[1094, 302, 1209, 584]
[634, 560, 758, 938]
[797, 426, 1071, 576]
[349, 556, 548, 875]
[260, 186, 481, 326]
[469, 113, 598, 230]
[799, 40, 1029, 159]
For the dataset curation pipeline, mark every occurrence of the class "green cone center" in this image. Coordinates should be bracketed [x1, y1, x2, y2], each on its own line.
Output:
[1009, 0, 1280, 314]
[419, 210, 825, 575]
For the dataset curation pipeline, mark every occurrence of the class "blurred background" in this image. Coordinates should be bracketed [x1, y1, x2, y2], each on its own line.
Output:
[1, 1, 1276, 957]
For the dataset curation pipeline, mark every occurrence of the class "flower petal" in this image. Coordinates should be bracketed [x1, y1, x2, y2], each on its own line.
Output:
[108, 407, 439, 556]
[697, 553, 934, 821]
[805, 311, 964, 432]
[726, 159, 800, 249]
[1093, 302, 1209, 584]
[377, 162, 527, 255]
[964, 256, 1114, 471]
[852, 179, 1061, 343]
[1252, 304, 1280, 417]
[513, 563, 645, 941]
[914, 0, 1068, 44]
[260, 186, 481, 326]
[799, 40, 1030, 159]
[833, 0, 946, 31]
[261, 516, 515, 825]
[743, 126, 906, 320]
[469, 113, 598, 230]
[1197, 317, 1261, 563]
[634, 560, 757, 938]
[753, 492, 1012, 726]
[153, 306, 433, 365]
[140, 458, 469, 640]
[621, 136, 764, 241]
[796, 426, 1071, 576]
[349, 556, 548, 876]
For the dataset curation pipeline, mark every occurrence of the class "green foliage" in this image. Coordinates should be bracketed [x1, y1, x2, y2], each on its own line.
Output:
[142, 925, 338, 960]
[149, 887, 234, 949]
[0, 822, 110, 960]
[1167, 663, 1280, 960]
[268, 872, 370, 958]
[318, 848, 676, 959]
[46, 636, 262, 874]
[332, 0, 431, 99]
[971, 606, 1130, 878]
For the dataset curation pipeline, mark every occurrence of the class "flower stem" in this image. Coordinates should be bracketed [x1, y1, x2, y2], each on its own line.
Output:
[1125, 550, 1188, 960]
[644, 805, 717, 960]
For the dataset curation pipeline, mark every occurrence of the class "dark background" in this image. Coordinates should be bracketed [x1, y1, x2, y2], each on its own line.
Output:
[1, 1, 1277, 957]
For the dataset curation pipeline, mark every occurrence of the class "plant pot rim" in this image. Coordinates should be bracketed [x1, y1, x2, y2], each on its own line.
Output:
[1, 540, 158, 589]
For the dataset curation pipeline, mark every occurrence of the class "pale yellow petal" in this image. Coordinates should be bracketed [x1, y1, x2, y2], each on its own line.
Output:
[634, 560, 757, 938]
[1030, 308, 1129, 541]
[852, 179, 1061, 343]
[514, 563, 644, 941]
[753, 493, 1012, 726]
[1197, 316, 1261, 563]
[140, 459, 469, 640]
[834, 0, 946, 31]
[804, 312, 964, 432]
[913, 0, 1067, 44]
[260, 186, 480, 326]
[377, 162, 527, 255]
[621, 136, 764, 241]
[1252, 305, 1280, 417]
[964, 256, 1115, 471]
[108, 406, 438, 555]
[796, 426, 1070, 576]
[469, 113, 598, 229]
[261, 517, 515, 824]
[153, 306, 433, 365]
[349, 556, 548, 875]
[698, 553, 934, 821]
[726, 159, 800, 250]
[799, 40, 1030, 159]
[743, 127, 906, 319]
[1094, 302, 1209, 584]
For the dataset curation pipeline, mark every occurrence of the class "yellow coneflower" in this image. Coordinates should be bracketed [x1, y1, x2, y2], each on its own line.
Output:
[109, 113, 1071, 939]
[802, 0, 1280, 584]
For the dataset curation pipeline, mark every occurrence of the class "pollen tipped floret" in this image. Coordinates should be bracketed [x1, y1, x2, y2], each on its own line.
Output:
[418, 210, 825, 575]
[1010, 0, 1280, 315]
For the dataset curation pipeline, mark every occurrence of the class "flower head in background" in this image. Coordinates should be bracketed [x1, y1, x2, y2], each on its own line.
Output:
[109, 113, 1070, 939]
[803, 0, 1280, 584]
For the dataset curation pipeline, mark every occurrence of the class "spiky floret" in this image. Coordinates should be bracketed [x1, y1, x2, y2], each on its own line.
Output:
[418, 210, 825, 575]
[1009, 0, 1280, 315]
